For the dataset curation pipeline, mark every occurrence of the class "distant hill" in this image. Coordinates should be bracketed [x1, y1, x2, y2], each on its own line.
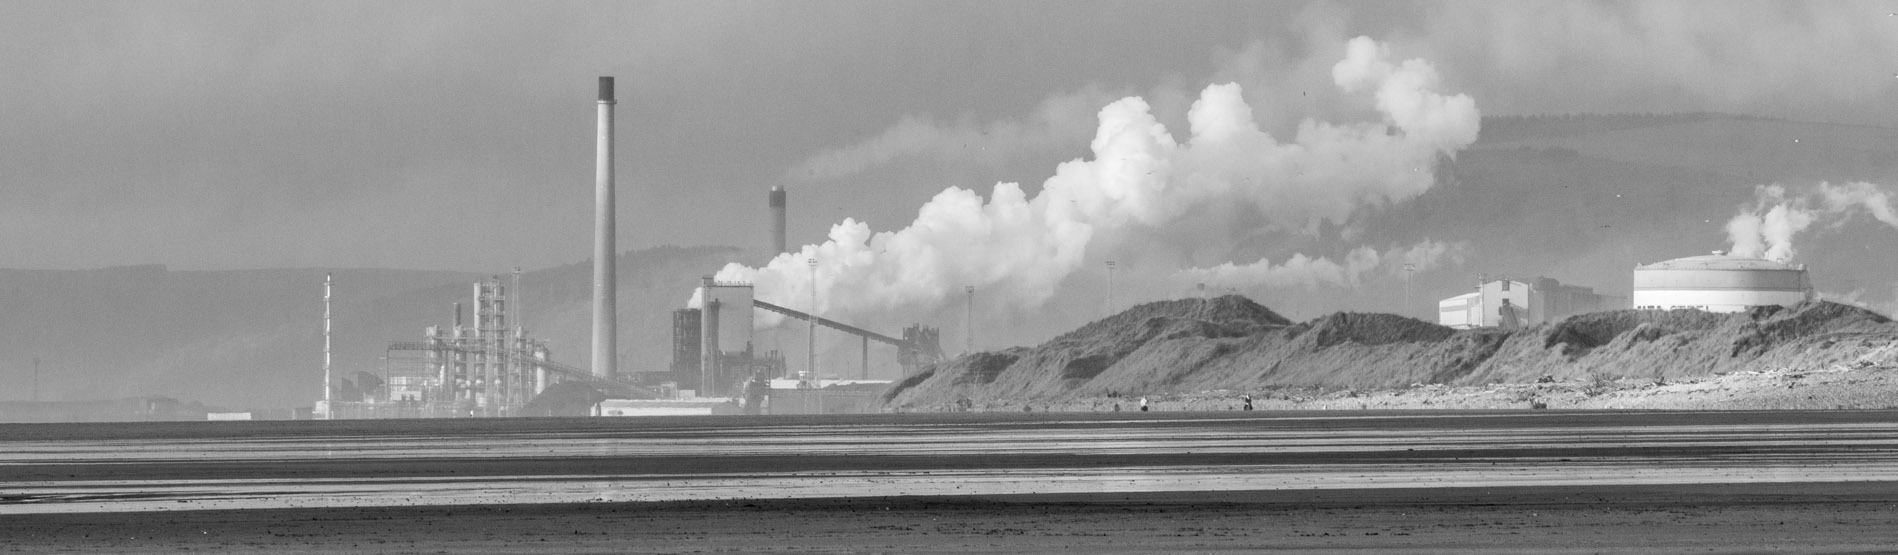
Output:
[0, 245, 748, 411]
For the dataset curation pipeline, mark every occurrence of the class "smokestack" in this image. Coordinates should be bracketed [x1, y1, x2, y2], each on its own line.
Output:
[769, 185, 787, 255]
[699, 277, 719, 396]
[591, 76, 618, 380]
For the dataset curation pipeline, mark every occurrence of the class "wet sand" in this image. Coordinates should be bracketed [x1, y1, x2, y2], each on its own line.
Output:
[5, 410, 1898, 553]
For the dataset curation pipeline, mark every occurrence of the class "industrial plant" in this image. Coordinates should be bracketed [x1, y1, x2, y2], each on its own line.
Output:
[309, 76, 1839, 421]
[313, 76, 941, 419]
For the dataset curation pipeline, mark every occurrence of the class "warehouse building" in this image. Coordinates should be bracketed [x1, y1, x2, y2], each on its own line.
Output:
[1440, 276, 1620, 329]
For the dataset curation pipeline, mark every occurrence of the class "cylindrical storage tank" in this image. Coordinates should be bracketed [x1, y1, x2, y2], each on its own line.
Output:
[1632, 252, 1812, 312]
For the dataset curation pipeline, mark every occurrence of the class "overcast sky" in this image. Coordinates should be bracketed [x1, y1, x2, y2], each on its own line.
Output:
[4, 1, 1896, 272]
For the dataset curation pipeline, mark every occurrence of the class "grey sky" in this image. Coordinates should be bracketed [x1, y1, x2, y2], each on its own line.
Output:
[3, 1, 1894, 272]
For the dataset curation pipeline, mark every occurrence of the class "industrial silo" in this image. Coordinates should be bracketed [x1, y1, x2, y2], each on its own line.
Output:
[1632, 251, 1812, 312]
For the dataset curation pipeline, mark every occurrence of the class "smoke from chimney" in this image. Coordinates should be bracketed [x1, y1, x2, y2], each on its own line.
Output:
[695, 36, 1479, 339]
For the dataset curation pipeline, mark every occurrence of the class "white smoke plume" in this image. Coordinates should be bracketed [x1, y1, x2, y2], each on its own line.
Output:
[1173, 239, 1468, 290]
[703, 37, 1478, 333]
[1818, 181, 1898, 228]
[1725, 185, 1813, 261]
[1726, 182, 1898, 261]
[1389, 238, 1470, 275]
[786, 86, 1117, 181]
[1177, 247, 1382, 291]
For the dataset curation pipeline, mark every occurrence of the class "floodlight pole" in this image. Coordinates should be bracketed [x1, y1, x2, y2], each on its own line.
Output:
[1403, 263, 1416, 319]
[808, 258, 820, 414]
[965, 285, 975, 354]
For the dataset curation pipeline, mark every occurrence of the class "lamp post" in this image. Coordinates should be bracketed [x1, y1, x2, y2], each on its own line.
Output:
[965, 285, 975, 354]
[1403, 262, 1416, 386]
[1403, 262, 1416, 319]
[323, 273, 332, 420]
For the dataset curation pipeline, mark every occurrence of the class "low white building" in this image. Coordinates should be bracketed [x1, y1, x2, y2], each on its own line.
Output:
[596, 399, 743, 417]
[1632, 252, 1812, 312]
[1438, 292, 1481, 329]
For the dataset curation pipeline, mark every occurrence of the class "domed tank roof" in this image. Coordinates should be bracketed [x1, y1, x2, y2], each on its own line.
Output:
[1636, 252, 1802, 272]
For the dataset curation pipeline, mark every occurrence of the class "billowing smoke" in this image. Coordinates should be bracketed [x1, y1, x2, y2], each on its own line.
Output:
[1725, 185, 1813, 261]
[699, 36, 1478, 334]
[1726, 181, 1898, 261]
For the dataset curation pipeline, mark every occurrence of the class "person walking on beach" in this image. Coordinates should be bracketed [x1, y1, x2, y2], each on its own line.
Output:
[1139, 397, 1149, 412]
[1242, 394, 1254, 411]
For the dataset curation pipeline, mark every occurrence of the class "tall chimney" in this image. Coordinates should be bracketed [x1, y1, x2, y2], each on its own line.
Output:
[591, 76, 618, 380]
[769, 185, 787, 255]
[699, 277, 720, 397]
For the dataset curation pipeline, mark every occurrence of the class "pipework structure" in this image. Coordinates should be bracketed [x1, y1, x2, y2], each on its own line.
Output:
[751, 300, 943, 379]
[351, 277, 627, 418]
[591, 76, 618, 380]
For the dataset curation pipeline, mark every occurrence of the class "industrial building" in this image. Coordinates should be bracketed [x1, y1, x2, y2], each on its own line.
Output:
[1632, 251, 1813, 312]
[671, 275, 942, 411]
[660, 184, 944, 411]
[1439, 276, 1620, 329]
[668, 278, 787, 398]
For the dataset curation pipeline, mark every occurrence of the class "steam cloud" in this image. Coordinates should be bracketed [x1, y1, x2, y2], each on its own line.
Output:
[1726, 181, 1898, 261]
[701, 37, 1478, 332]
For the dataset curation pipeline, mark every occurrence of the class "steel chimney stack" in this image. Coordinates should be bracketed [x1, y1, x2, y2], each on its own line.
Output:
[769, 185, 787, 255]
[591, 76, 618, 380]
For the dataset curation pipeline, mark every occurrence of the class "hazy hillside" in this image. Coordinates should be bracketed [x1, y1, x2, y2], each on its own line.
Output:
[0, 245, 750, 410]
[883, 296, 1898, 410]
[0, 265, 475, 409]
